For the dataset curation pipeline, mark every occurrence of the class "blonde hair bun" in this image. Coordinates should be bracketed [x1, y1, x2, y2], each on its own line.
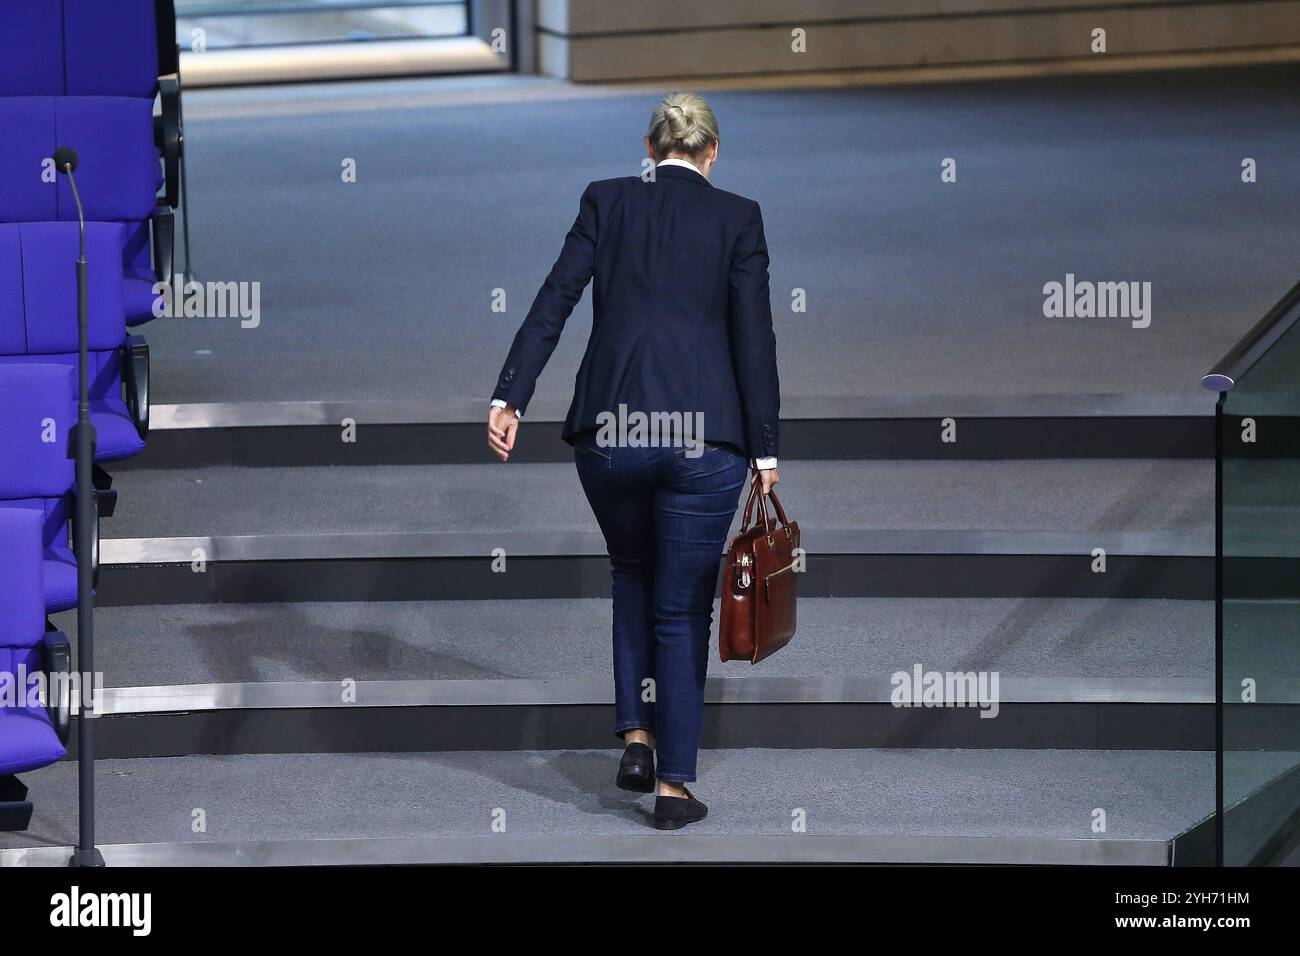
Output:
[648, 92, 719, 161]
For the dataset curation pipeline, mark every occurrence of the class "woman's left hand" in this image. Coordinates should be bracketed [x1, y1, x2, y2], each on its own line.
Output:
[757, 467, 780, 496]
[488, 404, 519, 461]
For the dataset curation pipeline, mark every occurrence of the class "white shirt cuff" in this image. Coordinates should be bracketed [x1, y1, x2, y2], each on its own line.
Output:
[754, 457, 778, 470]
[490, 399, 520, 419]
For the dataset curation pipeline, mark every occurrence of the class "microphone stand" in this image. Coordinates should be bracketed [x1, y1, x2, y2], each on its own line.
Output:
[59, 155, 104, 868]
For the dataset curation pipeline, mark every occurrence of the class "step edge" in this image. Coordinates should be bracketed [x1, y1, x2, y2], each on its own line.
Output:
[150, 393, 1217, 429]
[101, 529, 1215, 563]
[0, 833, 1175, 867]
[93, 676, 1216, 715]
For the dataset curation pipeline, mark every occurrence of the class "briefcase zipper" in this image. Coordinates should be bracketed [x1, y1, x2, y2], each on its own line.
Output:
[737, 553, 752, 589]
[763, 560, 797, 600]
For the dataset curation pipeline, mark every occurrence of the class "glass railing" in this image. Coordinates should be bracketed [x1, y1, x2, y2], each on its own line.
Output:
[1207, 280, 1300, 865]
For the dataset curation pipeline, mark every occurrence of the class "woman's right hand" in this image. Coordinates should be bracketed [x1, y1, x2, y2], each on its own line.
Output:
[757, 467, 780, 496]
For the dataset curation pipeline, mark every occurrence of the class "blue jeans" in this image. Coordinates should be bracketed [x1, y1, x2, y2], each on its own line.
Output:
[573, 431, 748, 782]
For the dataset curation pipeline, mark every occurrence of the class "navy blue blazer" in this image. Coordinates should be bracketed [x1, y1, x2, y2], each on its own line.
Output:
[492, 163, 780, 460]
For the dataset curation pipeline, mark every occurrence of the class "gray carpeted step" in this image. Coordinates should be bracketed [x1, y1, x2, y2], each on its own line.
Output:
[0, 747, 1217, 865]
[59, 596, 1212, 690]
[102, 459, 1212, 543]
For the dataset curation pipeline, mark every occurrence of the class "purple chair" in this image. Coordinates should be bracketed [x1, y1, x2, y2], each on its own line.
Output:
[0, 363, 97, 616]
[0, 477, 73, 831]
[0, 97, 160, 221]
[0, 1, 183, 326]
[0, 222, 148, 465]
[0, 2, 65, 97]
[0, 0, 162, 98]
[0, 94, 172, 328]
[64, 0, 166, 99]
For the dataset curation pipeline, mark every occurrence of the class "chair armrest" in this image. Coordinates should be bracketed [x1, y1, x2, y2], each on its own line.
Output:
[156, 76, 182, 209]
[124, 335, 150, 440]
[152, 203, 174, 285]
[42, 630, 72, 745]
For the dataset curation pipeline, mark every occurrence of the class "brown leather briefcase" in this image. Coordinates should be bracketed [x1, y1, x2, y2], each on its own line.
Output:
[719, 475, 800, 664]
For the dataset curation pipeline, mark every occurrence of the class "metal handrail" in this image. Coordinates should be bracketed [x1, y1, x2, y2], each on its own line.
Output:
[1202, 279, 1300, 391]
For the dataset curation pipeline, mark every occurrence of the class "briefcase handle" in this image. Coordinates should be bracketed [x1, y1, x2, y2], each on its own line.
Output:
[740, 472, 792, 542]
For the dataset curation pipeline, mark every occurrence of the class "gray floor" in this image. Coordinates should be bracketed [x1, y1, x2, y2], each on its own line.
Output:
[151, 66, 1300, 409]
[101, 459, 1213, 540]
[1, 748, 1214, 851]
[53, 596, 1213, 687]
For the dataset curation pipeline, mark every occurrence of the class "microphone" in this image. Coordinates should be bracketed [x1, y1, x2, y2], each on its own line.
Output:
[53, 146, 79, 173]
[53, 143, 103, 866]
[52, 146, 85, 258]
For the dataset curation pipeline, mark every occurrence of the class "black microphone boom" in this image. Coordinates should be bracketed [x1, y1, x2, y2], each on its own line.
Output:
[54, 144, 103, 868]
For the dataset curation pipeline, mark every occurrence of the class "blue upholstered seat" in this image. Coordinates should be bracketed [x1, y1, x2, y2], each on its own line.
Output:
[0, 222, 147, 464]
[0, 364, 82, 615]
[0, 95, 168, 327]
[121, 219, 162, 328]
[2, 498, 77, 616]
[0, 508, 67, 777]
[0, 2, 64, 97]
[64, 0, 163, 99]
[0, 9, 170, 758]
[0, 0, 179, 330]
[0, 96, 162, 224]
[0, 0, 161, 99]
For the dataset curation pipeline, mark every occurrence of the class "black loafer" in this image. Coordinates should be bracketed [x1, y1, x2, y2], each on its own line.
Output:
[653, 785, 707, 830]
[616, 742, 655, 793]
